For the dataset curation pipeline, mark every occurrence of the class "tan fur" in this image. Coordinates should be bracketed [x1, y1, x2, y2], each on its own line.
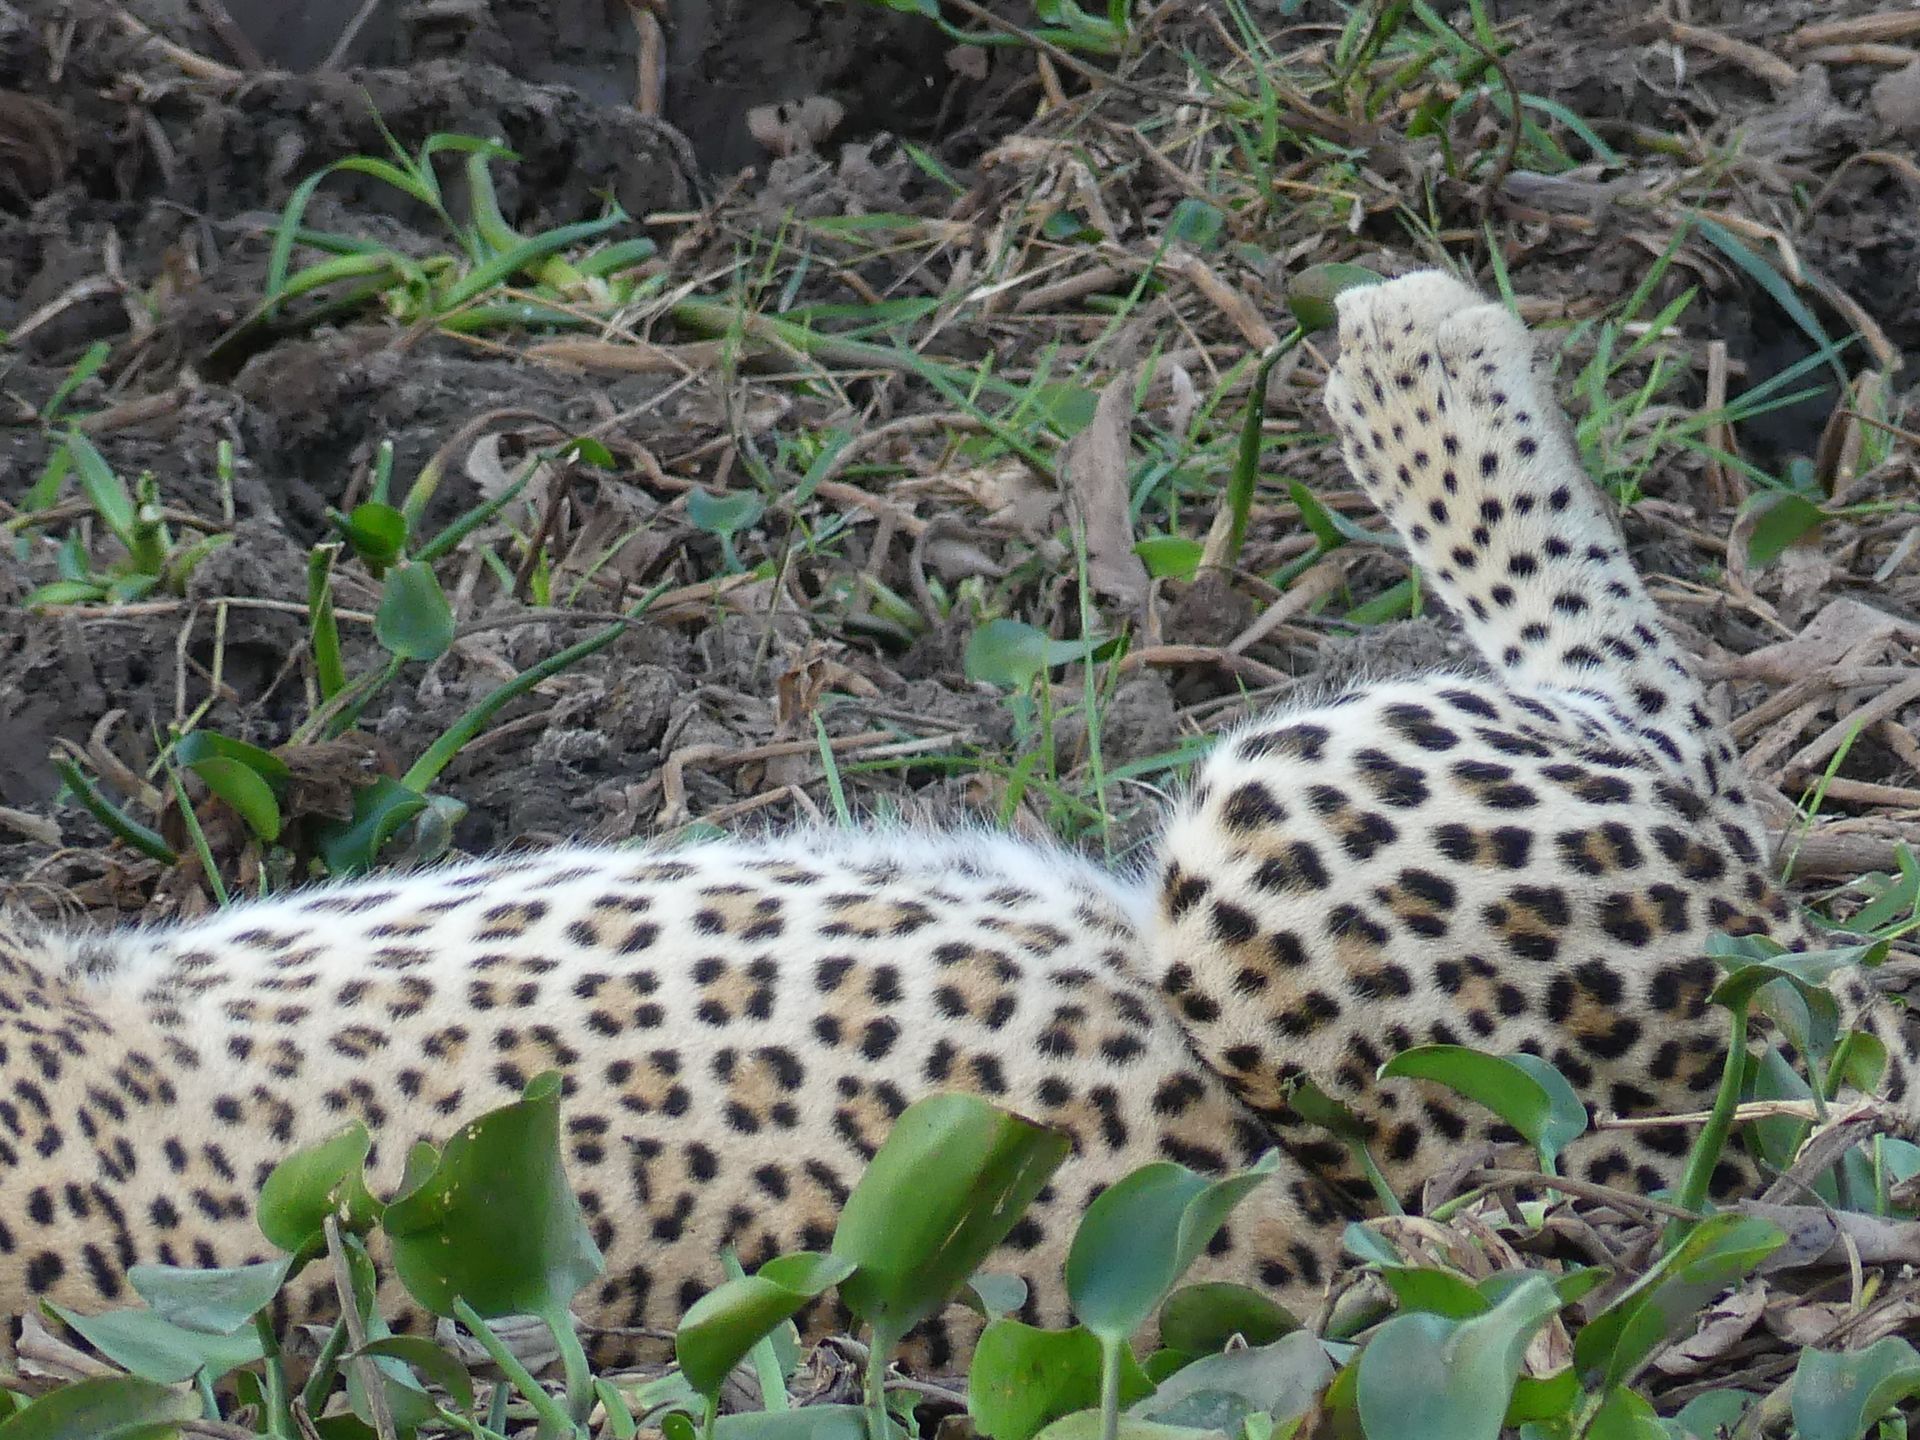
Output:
[2, 272, 1910, 1367]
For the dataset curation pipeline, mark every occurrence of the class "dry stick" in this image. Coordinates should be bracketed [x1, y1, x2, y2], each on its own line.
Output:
[322, 0, 386, 70]
[1667, 19, 1798, 86]
[1474, 1168, 1700, 1222]
[324, 1216, 397, 1440]
[1770, 673, 1920, 785]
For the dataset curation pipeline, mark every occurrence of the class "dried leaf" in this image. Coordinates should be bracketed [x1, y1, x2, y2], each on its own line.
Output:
[1060, 373, 1149, 610]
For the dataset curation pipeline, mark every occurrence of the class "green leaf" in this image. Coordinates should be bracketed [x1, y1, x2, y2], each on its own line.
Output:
[338, 500, 408, 569]
[1588, 1385, 1666, 1440]
[65, 431, 139, 549]
[1066, 1151, 1284, 1346]
[1378, 1046, 1587, 1174]
[966, 1272, 1030, 1321]
[832, 1094, 1071, 1354]
[1165, 199, 1226, 250]
[24, 580, 111, 608]
[1286, 263, 1384, 332]
[1134, 535, 1204, 582]
[128, 1257, 294, 1334]
[1158, 1282, 1299, 1352]
[1133, 1332, 1332, 1431]
[1740, 490, 1824, 568]
[969, 1321, 1150, 1440]
[1032, 1414, 1221, 1440]
[1354, 1274, 1562, 1440]
[1792, 1338, 1920, 1440]
[711, 1406, 871, 1440]
[177, 755, 282, 842]
[383, 1071, 605, 1319]
[676, 1252, 854, 1397]
[351, 1335, 477, 1415]
[47, 1302, 265, 1385]
[375, 561, 454, 661]
[965, 619, 1105, 691]
[1573, 1214, 1784, 1388]
[0, 1374, 200, 1440]
[314, 776, 429, 876]
[256, 1122, 380, 1253]
[686, 487, 766, 539]
[172, 730, 291, 785]
[1668, 1390, 1756, 1440]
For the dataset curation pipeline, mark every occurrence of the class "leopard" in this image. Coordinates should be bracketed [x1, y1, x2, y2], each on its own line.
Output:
[2, 268, 1912, 1371]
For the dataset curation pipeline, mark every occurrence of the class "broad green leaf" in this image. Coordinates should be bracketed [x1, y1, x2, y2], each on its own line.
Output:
[257, 1121, 380, 1252]
[676, 1252, 854, 1397]
[1792, 1338, 1920, 1440]
[966, 1272, 1030, 1321]
[1740, 490, 1824, 568]
[1667, 1389, 1756, 1440]
[969, 1321, 1149, 1440]
[1158, 1282, 1299, 1352]
[128, 1257, 293, 1334]
[833, 1094, 1070, 1353]
[965, 619, 1106, 691]
[47, 1302, 264, 1385]
[1573, 1214, 1784, 1388]
[0, 1374, 199, 1440]
[1375, 1265, 1487, 1319]
[1066, 1151, 1283, 1346]
[339, 500, 408, 569]
[177, 755, 281, 841]
[686, 487, 766, 539]
[1354, 1274, 1562, 1440]
[314, 776, 429, 875]
[1133, 1332, 1332, 1431]
[1588, 1385, 1666, 1440]
[1286, 263, 1383, 332]
[1033, 1415, 1218, 1440]
[1379, 1046, 1587, 1174]
[383, 1071, 605, 1319]
[1165, 199, 1226, 250]
[375, 561, 454, 661]
[1134, 535, 1204, 582]
[711, 1406, 871, 1440]
[171, 729, 291, 784]
[352, 1335, 477, 1414]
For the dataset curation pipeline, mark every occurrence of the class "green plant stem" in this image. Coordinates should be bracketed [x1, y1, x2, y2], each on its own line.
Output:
[865, 1342, 891, 1440]
[452, 1297, 578, 1439]
[301, 1316, 352, 1417]
[1224, 333, 1303, 569]
[1673, 1007, 1750, 1221]
[542, 1304, 594, 1424]
[1097, 1334, 1124, 1440]
[253, 1311, 296, 1439]
[170, 769, 230, 907]
[50, 756, 177, 863]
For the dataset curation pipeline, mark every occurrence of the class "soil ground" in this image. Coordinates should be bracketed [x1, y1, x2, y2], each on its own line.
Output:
[3, 0, 1917, 918]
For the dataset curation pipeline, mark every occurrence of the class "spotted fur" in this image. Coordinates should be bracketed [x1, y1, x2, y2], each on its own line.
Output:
[1, 271, 1910, 1366]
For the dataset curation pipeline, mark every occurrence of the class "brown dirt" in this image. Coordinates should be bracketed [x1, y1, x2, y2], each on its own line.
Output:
[1, 0, 1917, 932]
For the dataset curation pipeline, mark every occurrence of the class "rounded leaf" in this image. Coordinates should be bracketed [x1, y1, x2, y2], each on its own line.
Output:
[676, 1252, 854, 1397]
[1066, 1152, 1282, 1344]
[832, 1093, 1070, 1351]
[375, 561, 454, 661]
[1380, 1046, 1586, 1173]
[257, 1122, 379, 1253]
[969, 1321, 1152, 1440]
[0, 1374, 200, 1439]
[1286, 263, 1384, 332]
[382, 1071, 605, 1320]
[1158, 1282, 1298, 1353]
[1792, 1338, 1920, 1440]
[1355, 1275, 1562, 1440]
[128, 1258, 294, 1335]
